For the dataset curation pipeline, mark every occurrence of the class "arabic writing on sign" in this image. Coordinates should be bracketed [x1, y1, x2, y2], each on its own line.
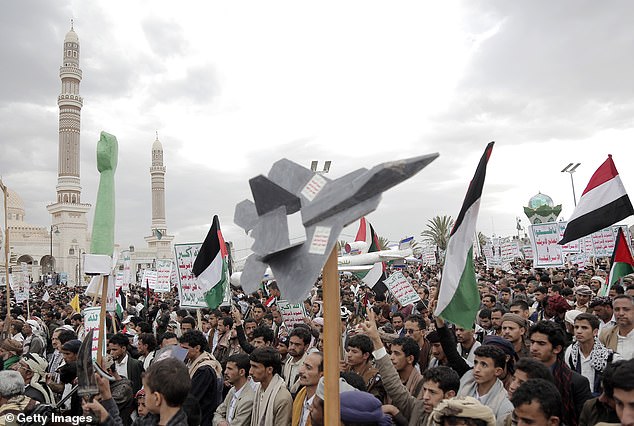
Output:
[155, 260, 172, 293]
[383, 272, 420, 306]
[277, 300, 307, 327]
[174, 243, 206, 308]
[529, 223, 563, 267]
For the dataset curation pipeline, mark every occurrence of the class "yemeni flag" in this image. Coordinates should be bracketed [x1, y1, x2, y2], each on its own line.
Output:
[601, 228, 634, 296]
[559, 155, 634, 245]
[192, 215, 230, 309]
[435, 142, 494, 330]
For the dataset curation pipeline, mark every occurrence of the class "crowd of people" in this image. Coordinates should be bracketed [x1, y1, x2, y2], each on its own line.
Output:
[0, 258, 632, 425]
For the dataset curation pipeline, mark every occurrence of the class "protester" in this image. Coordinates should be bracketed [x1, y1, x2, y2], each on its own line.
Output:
[213, 353, 255, 426]
[249, 346, 292, 426]
[509, 379, 562, 426]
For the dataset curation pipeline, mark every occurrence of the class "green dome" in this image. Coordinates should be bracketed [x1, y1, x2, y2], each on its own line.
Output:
[528, 192, 554, 209]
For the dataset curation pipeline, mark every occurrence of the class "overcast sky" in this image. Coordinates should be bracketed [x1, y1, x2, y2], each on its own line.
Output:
[1, 1, 633, 261]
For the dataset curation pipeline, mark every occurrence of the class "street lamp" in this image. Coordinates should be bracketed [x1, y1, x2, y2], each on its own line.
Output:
[50, 225, 60, 274]
[561, 163, 581, 206]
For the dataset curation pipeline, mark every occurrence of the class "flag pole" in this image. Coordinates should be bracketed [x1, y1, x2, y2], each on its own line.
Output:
[322, 246, 340, 425]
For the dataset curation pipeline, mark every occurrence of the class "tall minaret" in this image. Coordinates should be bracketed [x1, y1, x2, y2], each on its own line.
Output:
[145, 133, 173, 258]
[47, 21, 91, 285]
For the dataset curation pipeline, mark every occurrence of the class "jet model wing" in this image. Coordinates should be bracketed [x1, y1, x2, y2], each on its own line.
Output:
[234, 153, 439, 302]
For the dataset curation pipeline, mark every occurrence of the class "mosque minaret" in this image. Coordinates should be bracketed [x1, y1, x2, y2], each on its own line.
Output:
[145, 133, 174, 259]
[47, 21, 91, 284]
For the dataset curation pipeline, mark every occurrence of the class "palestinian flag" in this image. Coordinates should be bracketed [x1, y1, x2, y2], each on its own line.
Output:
[602, 227, 634, 296]
[192, 215, 230, 309]
[355, 217, 382, 252]
[435, 142, 494, 330]
[115, 287, 126, 319]
[559, 155, 634, 245]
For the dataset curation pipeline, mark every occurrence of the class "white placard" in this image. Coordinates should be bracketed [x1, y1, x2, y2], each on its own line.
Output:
[309, 226, 331, 255]
[83, 307, 105, 362]
[277, 300, 307, 328]
[529, 223, 564, 267]
[156, 260, 172, 293]
[300, 174, 327, 201]
[174, 243, 206, 308]
[383, 271, 421, 306]
[142, 269, 158, 290]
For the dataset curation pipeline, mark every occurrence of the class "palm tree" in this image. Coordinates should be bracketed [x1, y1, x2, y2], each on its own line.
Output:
[377, 236, 390, 251]
[421, 215, 454, 251]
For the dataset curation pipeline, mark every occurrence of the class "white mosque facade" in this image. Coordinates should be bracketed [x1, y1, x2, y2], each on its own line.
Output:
[1, 23, 174, 286]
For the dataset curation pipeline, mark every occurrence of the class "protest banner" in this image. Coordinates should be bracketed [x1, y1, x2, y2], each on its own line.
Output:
[83, 306, 105, 361]
[155, 259, 172, 293]
[121, 250, 132, 290]
[500, 238, 520, 262]
[521, 245, 533, 261]
[485, 237, 503, 268]
[174, 243, 207, 308]
[383, 271, 421, 306]
[277, 300, 308, 327]
[115, 271, 123, 290]
[557, 221, 580, 253]
[142, 269, 158, 290]
[529, 222, 564, 267]
[14, 263, 29, 303]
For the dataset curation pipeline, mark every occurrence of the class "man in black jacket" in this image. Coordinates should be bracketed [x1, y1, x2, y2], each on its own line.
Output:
[107, 333, 144, 394]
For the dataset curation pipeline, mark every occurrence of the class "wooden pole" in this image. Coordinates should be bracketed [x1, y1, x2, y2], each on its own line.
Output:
[197, 309, 203, 332]
[0, 180, 12, 339]
[322, 246, 340, 425]
[97, 275, 109, 366]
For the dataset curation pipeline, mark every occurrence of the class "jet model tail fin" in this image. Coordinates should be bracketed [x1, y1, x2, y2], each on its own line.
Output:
[249, 175, 302, 216]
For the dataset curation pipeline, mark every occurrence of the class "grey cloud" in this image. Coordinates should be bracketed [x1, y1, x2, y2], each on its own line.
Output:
[141, 17, 187, 57]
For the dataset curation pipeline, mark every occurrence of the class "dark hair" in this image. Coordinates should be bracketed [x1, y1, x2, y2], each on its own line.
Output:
[550, 285, 562, 294]
[611, 359, 634, 392]
[474, 345, 506, 369]
[500, 287, 511, 294]
[159, 331, 177, 345]
[613, 294, 633, 306]
[252, 326, 275, 344]
[375, 294, 386, 303]
[535, 286, 548, 295]
[70, 313, 82, 322]
[514, 284, 526, 292]
[613, 285, 625, 295]
[511, 379, 562, 420]
[510, 300, 529, 311]
[347, 335, 374, 357]
[227, 353, 251, 374]
[179, 330, 209, 353]
[339, 371, 366, 392]
[561, 287, 573, 297]
[56, 329, 77, 344]
[574, 313, 600, 330]
[250, 346, 282, 376]
[406, 314, 426, 330]
[423, 366, 460, 394]
[219, 316, 234, 329]
[528, 321, 566, 351]
[392, 337, 420, 367]
[244, 318, 257, 326]
[289, 327, 312, 346]
[108, 333, 130, 348]
[491, 307, 507, 316]
[176, 309, 189, 318]
[181, 317, 196, 329]
[145, 358, 191, 407]
[478, 308, 491, 319]
[253, 303, 265, 312]
[514, 357, 554, 382]
[139, 333, 157, 352]
[137, 321, 153, 334]
[484, 295, 496, 303]
[392, 312, 404, 321]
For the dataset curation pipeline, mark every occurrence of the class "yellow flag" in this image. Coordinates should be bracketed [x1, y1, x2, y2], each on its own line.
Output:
[70, 294, 80, 314]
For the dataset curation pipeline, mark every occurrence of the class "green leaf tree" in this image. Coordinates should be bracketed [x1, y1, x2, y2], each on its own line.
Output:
[421, 215, 454, 252]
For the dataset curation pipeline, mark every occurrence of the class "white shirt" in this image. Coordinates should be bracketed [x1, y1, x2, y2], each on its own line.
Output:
[617, 328, 634, 360]
[457, 340, 481, 367]
[300, 394, 315, 426]
[599, 315, 617, 330]
[115, 354, 129, 378]
[228, 384, 245, 422]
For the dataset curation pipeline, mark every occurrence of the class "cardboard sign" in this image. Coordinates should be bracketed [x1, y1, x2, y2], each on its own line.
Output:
[122, 250, 132, 290]
[83, 307, 105, 362]
[14, 263, 29, 303]
[383, 271, 421, 306]
[155, 260, 172, 293]
[142, 269, 158, 290]
[277, 300, 307, 327]
[174, 243, 206, 308]
[529, 223, 564, 267]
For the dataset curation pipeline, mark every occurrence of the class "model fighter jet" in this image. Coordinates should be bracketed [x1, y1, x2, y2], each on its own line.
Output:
[234, 154, 439, 302]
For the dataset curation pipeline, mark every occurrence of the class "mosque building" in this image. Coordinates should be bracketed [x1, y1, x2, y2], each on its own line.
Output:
[1, 23, 174, 286]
